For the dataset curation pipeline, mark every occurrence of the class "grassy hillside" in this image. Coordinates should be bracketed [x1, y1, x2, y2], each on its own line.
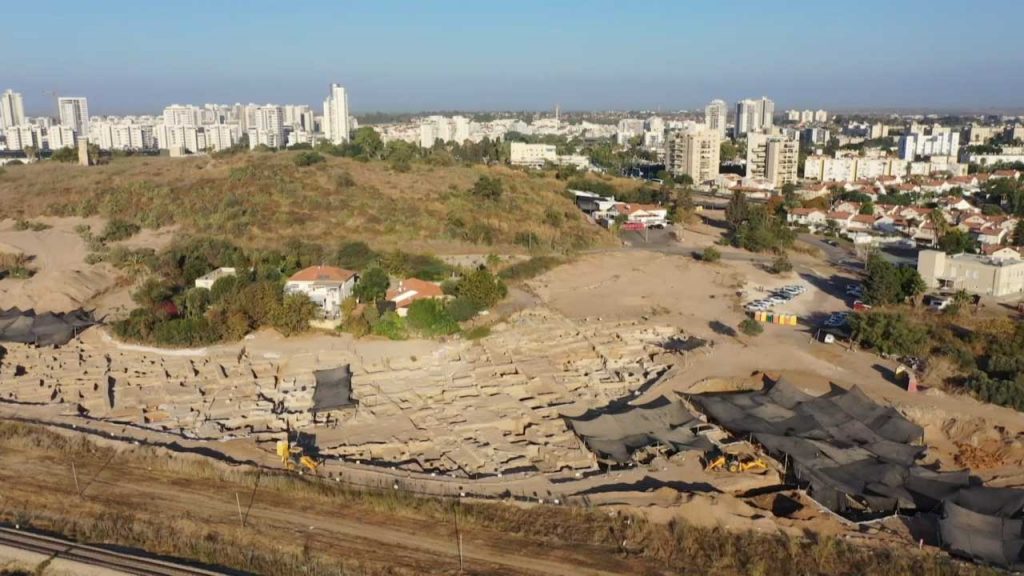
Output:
[0, 152, 616, 254]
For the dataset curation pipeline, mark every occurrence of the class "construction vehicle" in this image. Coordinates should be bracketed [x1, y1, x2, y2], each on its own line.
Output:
[702, 448, 767, 473]
[276, 427, 320, 474]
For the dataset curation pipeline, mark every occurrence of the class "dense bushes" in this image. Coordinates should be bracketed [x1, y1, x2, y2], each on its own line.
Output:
[406, 299, 458, 336]
[863, 253, 926, 305]
[292, 151, 325, 167]
[700, 246, 721, 263]
[739, 318, 763, 336]
[497, 256, 562, 281]
[849, 311, 928, 356]
[113, 266, 317, 347]
[100, 219, 141, 242]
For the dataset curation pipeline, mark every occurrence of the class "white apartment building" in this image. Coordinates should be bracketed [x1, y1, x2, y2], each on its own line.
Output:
[735, 97, 774, 137]
[163, 105, 201, 127]
[247, 105, 284, 149]
[47, 125, 76, 150]
[323, 83, 351, 145]
[665, 124, 720, 183]
[814, 109, 828, 123]
[418, 115, 472, 148]
[57, 97, 89, 136]
[899, 130, 959, 161]
[510, 142, 556, 167]
[3, 124, 38, 151]
[282, 105, 316, 133]
[1, 90, 26, 129]
[705, 99, 727, 139]
[616, 118, 645, 145]
[90, 119, 154, 151]
[746, 131, 799, 186]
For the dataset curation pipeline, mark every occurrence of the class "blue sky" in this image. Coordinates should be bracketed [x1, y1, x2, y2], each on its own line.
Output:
[4, 1, 1023, 114]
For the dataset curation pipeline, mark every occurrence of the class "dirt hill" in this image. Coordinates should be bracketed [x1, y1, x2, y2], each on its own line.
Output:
[0, 152, 617, 254]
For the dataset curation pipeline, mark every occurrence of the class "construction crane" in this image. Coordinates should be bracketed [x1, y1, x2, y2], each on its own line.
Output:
[275, 424, 320, 474]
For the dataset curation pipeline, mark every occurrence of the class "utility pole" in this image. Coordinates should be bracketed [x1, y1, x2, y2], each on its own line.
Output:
[453, 502, 464, 573]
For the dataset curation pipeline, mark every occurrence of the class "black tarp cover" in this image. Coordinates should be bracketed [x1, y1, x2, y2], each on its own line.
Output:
[940, 487, 1024, 569]
[311, 364, 355, 413]
[564, 396, 713, 465]
[0, 307, 98, 346]
[689, 378, 968, 516]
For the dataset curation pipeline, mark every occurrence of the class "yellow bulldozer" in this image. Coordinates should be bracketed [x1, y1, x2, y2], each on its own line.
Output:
[276, 429, 320, 474]
[702, 448, 767, 473]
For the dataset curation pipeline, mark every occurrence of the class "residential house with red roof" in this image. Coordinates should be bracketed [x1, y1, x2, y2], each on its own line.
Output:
[386, 278, 446, 316]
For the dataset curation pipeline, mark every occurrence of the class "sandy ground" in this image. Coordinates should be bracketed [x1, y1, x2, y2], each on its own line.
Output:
[0, 436, 656, 576]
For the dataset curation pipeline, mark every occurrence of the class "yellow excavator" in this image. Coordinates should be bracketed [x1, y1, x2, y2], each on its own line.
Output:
[702, 448, 767, 473]
[276, 428, 320, 474]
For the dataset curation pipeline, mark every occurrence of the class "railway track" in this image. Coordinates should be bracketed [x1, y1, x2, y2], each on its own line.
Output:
[0, 526, 230, 575]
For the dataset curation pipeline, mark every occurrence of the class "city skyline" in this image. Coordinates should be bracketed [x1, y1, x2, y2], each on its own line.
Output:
[5, 1, 1024, 115]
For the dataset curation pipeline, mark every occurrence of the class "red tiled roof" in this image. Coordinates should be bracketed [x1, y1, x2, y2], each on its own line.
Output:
[386, 278, 445, 307]
[288, 265, 357, 283]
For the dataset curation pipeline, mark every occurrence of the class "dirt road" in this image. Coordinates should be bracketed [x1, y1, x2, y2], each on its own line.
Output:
[0, 438, 656, 576]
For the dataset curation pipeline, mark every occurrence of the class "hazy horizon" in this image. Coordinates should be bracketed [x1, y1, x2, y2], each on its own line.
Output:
[5, 0, 1024, 116]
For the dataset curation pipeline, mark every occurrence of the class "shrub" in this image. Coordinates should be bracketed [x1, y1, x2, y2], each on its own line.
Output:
[14, 219, 50, 231]
[150, 318, 220, 347]
[371, 311, 407, 340]
[739, 318, 763, 337]
[272, 293, 317, 336]
[100, 219, 142, 242]
[498, 256, 562, 281]
[701, 247, 721, 262]
[849, 311, 928, 356]
[464, 325, 491, 340]
[406, 299, 458, 336]
[446, 297, 480, 322]
[470, 176, 503, 200]
[293, 151, 325, 167]
[769, 253, 793, 274]
[132, 277, 174, 308]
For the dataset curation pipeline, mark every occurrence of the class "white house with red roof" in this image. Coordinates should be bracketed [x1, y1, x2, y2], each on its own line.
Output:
[786, 208, 827, 228]
[285, 265, 357, 318]
[610, 203, 668, 226]
[386, 278, 446, 316]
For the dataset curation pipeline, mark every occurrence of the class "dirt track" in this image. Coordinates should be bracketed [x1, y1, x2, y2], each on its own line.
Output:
[0, 439, 656, 576]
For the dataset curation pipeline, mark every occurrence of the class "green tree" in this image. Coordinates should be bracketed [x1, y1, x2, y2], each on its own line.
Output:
[674, 173, 695, 187]
[352, 126, 384, 159]
[455, 268, 507, 309]
[849, 311, 928, 356]
[725, 190, 749, 228]
[272, 293, 318, 335]
[1014, 219, 1024, 246]
[769, 253, 793, 274]
[937, 229, 974, 254]
[720, 140, 738, 161]
[334, 241, 379, 270]
[863, 253, 926, 305]
[182, 287, 211, 319]
[354, 267, 389, 302]
[859, 201, 875, 215]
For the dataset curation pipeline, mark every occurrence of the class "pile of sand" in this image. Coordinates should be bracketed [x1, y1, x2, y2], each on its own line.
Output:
[0, 217, 125, 313]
